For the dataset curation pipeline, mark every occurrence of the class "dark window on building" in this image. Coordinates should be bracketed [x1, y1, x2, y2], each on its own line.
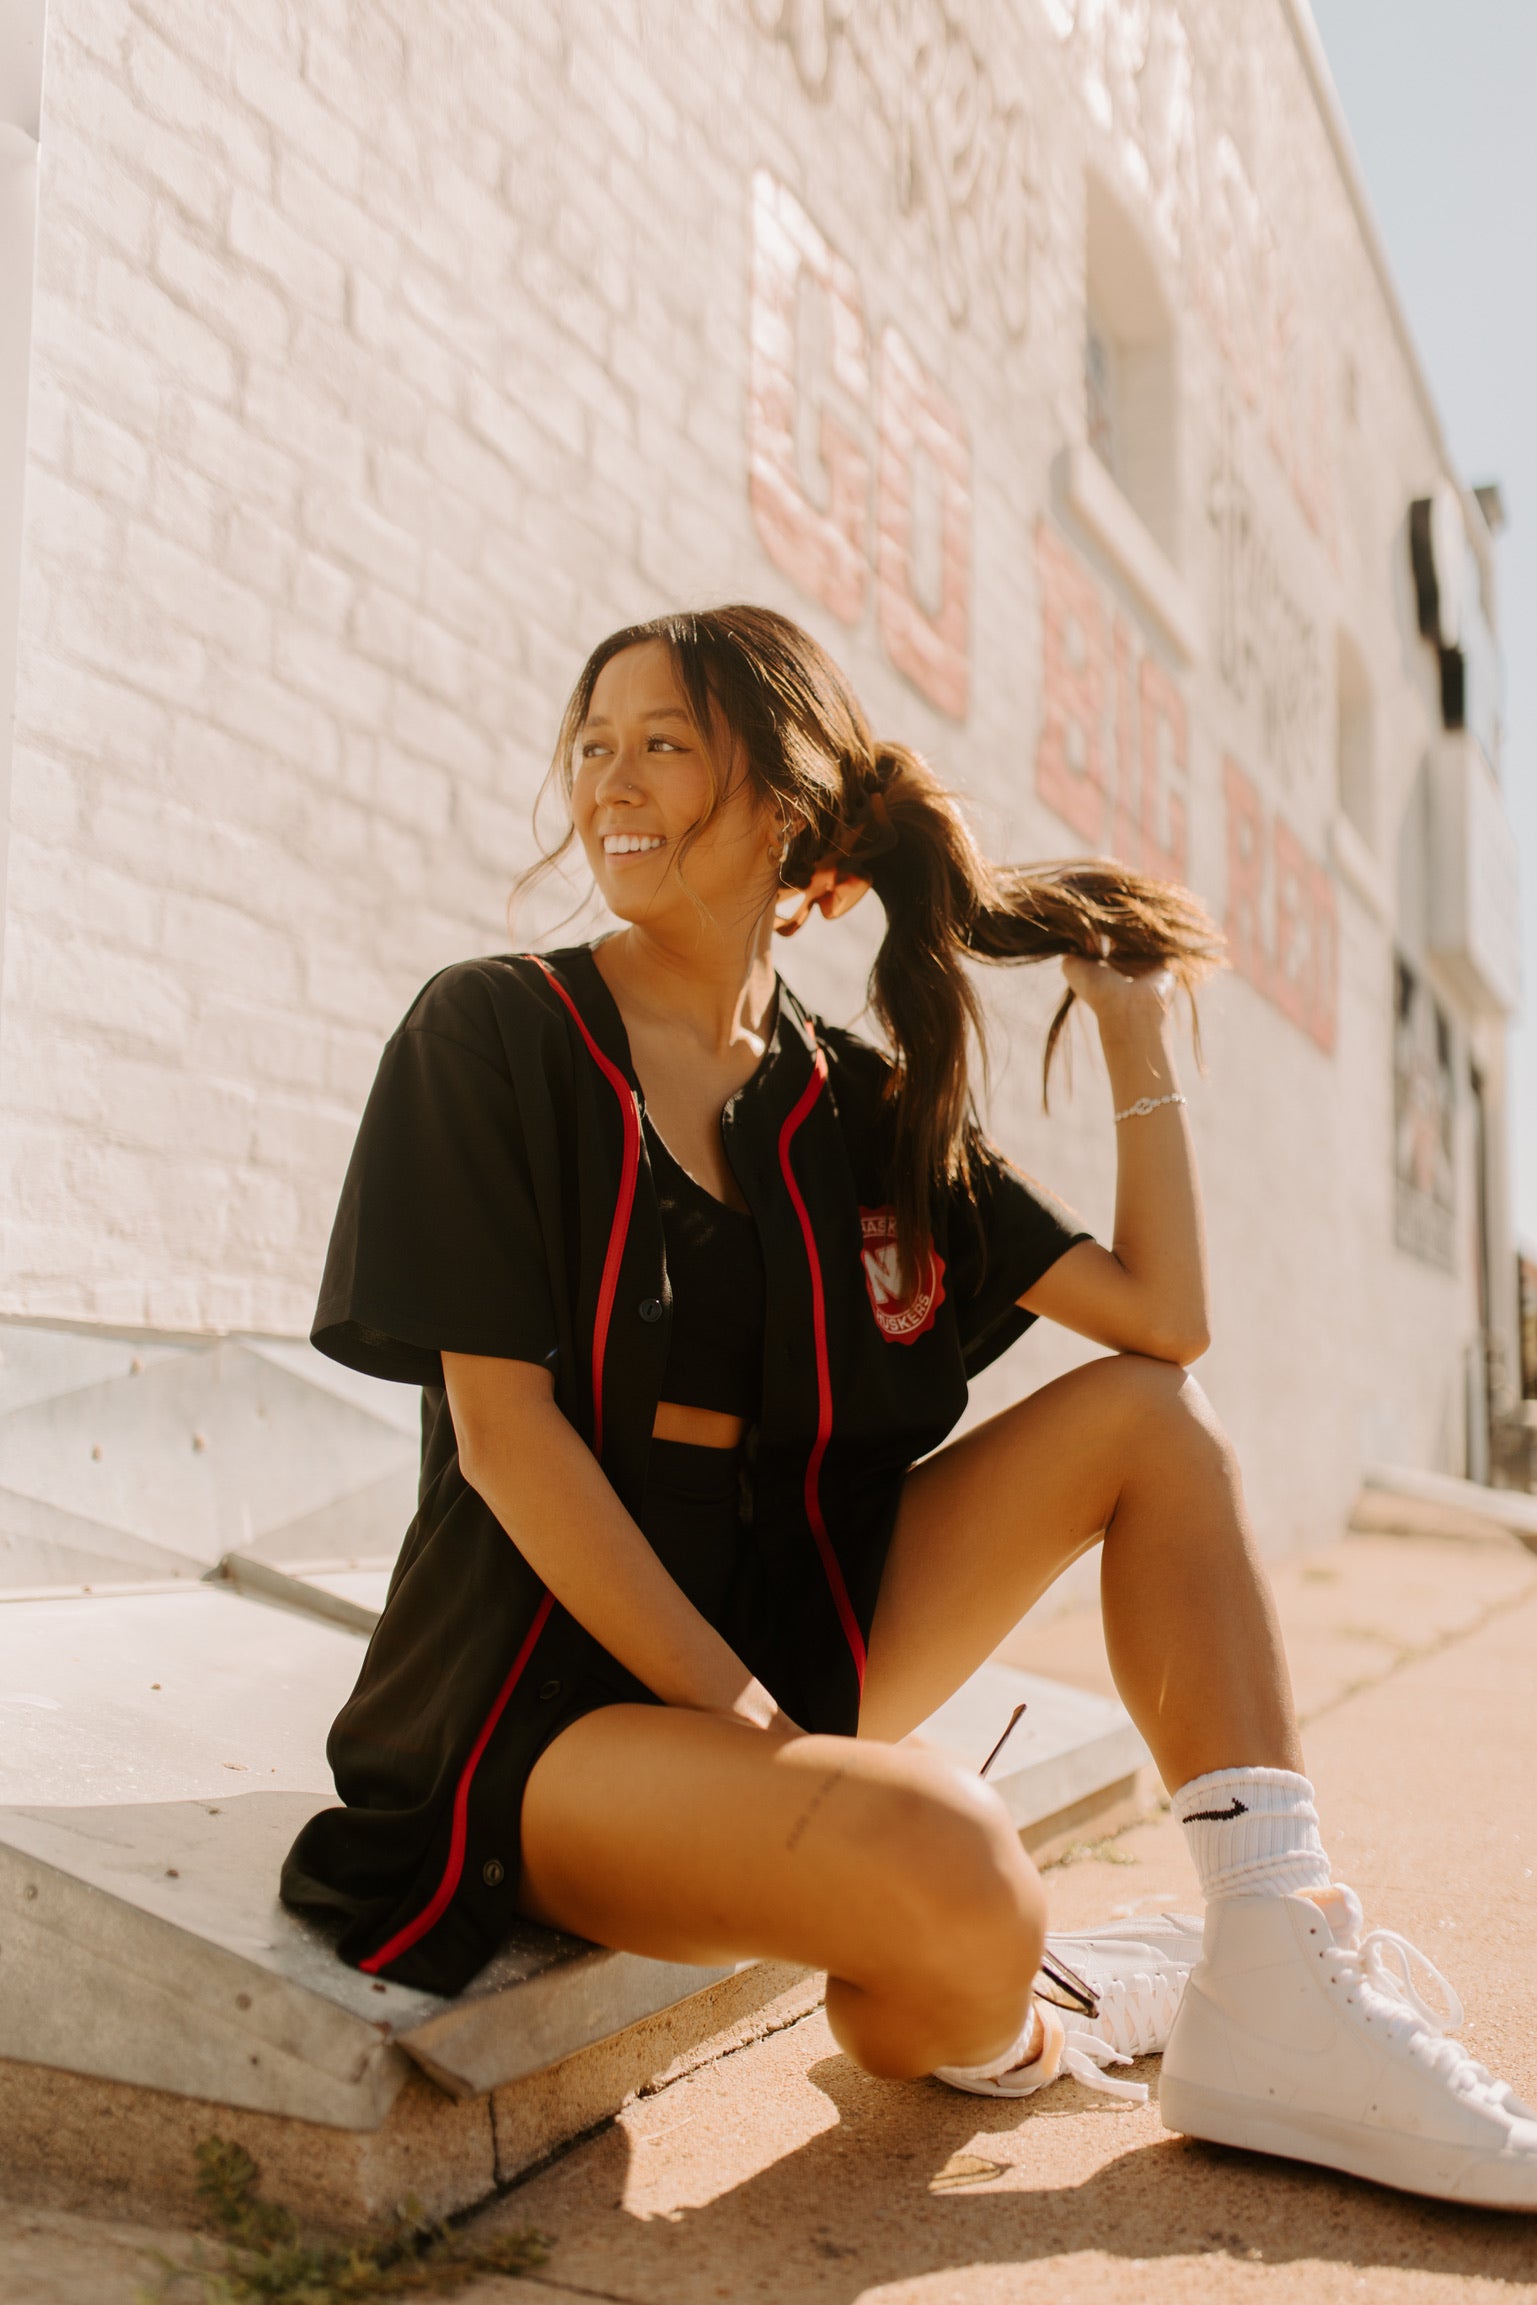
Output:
[1336, 628, 1374, 847]
[1393, 952, 1456, 1272]
[1518, 1255, 1537, 1401]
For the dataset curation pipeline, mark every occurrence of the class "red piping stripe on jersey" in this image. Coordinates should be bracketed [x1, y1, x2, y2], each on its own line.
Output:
[777, 1047, 867, 1688]
[533, 957, 643, 1461]
[359, 959, 641, 1977]
[359, 1589, 555, 1975]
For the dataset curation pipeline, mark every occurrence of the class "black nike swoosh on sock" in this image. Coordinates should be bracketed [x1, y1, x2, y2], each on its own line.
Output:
[1183, 1799, 1249, 1822]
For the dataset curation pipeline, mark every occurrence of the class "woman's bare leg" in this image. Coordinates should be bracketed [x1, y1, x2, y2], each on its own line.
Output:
[518, 1355, 1283, 2084]
[517, 1705, 1046, 2078]
[861, 1353, 1301, 1788]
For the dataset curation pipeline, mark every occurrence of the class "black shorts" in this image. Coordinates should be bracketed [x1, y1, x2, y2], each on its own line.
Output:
[498, 1436, 904, 1879]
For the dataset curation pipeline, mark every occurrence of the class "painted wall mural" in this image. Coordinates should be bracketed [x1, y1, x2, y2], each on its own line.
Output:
[747, 0, 1034, 337]
[1043, 0, 1337, 552]
[746, 45, 1347, 1066]
[748, 169, 972, 717]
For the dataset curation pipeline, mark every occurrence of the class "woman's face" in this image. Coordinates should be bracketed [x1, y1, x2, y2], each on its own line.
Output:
[572, 641, 779, 933]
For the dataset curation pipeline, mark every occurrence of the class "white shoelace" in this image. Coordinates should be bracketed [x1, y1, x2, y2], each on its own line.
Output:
[1057, 2028, 1149, 2104]
[1077, 1967, 1187, 2060]
[1334, 1927, 1534, 2122]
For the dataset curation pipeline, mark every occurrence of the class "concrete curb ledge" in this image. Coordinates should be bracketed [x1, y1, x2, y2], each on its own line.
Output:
[1352, 1462, 1537, 1550]
[0, 1575, 1146, 2226]
[0, 1793, 791, 2126]
[0, 1965, 822, 2232]
[0, 1325, 1152, 2225]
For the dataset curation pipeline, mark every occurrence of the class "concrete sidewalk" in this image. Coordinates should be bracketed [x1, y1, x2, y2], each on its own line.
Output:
[5, 1530, 1536, 2303]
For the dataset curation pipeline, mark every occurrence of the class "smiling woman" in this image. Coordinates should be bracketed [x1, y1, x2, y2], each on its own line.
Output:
[282, 604, 1537, 2211]
[530, 607, 1222, 1292]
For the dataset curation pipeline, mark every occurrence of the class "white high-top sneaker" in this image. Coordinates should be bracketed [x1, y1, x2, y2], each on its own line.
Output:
[934, 1911, 1203, 2103]
[1160, 1885, 1537, 2209]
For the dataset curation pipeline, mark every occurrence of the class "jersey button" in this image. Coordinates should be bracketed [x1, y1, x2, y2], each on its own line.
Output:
[638, 1297, 664, 1323]
[538, 1678, 561, 1702]
[481, 1858, 505, 1889]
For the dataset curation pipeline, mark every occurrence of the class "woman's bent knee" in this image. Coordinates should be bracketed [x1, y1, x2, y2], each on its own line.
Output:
[1097, 1355, 1238, 1478]
[855, 1761, 1044, 1989]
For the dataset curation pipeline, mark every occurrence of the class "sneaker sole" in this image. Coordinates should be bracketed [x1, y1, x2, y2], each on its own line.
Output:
[1159, 2075, 1537, 2212]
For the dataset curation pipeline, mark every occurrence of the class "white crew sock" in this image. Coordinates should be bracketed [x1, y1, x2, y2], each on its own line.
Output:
[937, 2002, 1062, 2087]
[1171, 1766, 1331, 1901]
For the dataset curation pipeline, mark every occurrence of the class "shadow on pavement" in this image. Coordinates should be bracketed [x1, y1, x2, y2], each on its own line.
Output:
[524, 2052, 1537, 2302]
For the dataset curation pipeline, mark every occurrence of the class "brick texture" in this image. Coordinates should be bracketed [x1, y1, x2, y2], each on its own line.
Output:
[0, 0, 1510, 1547]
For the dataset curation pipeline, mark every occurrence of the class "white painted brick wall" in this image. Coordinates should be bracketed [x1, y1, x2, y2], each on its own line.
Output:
[0, 0, 1511, 1548]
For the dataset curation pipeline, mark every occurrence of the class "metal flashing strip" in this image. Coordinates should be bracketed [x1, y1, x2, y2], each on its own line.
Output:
[1353, 1464, 1537, 1552]
[204, 1552, 381, 1637]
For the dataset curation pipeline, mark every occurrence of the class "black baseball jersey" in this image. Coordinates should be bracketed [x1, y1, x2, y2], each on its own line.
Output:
[280, 943, 1089, 1992]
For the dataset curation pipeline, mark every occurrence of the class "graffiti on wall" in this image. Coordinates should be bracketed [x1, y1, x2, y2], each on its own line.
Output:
[1033, 521, 1189, 883]
[747, 0, 1034, 336]
[748, 169, 971, 717]
[1223, 756, 1339, 1056]
[1041, 0, 1198, 251]
[1044, 0, 1336, 551]
[1208, 400, 1321, 789]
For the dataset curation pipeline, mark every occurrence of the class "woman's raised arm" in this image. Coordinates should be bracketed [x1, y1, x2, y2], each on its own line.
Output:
[442, 1351, 799, 1734]
[1016, 959, 1211, 1367]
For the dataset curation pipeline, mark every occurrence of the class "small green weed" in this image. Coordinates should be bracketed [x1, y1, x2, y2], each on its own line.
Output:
[137, 2137, 547, 2304]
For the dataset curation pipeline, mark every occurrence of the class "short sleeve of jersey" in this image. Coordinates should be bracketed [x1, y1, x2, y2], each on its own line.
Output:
[311, 982, 559, 1388]
[947, 1139, 1093, 1379]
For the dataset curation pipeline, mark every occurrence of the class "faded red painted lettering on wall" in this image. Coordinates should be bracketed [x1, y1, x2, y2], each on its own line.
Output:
[876, 325, 970, 720]
[1034, 519, 1188, 883]
[747, 170, 871, 626]
[747, 169, 972, 719]
[1222, 755, 1338, 1055]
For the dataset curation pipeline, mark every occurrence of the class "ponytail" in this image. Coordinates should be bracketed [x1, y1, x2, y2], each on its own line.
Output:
[842, 745, 1223, 1278]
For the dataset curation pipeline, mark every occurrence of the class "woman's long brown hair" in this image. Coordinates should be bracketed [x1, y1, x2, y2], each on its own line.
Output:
[522, 605, 1224, 1280]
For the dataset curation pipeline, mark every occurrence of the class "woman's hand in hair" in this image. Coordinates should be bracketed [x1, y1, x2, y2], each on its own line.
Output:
[1020, 954, 1210, 1366]
[1059, 954, 1175, 1041]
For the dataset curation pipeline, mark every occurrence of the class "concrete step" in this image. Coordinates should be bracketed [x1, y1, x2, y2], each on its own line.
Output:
[0, 1575, 1145, 2226]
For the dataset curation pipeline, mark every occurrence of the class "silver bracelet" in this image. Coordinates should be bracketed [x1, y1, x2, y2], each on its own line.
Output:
[1114, 1092, 1187, 1123]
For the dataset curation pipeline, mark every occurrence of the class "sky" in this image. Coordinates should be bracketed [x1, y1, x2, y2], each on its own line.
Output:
[1306, 0, 1537, 1244]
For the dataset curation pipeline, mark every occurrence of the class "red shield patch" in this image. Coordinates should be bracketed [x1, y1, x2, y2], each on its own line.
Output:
[858, 1205, 945, 1344]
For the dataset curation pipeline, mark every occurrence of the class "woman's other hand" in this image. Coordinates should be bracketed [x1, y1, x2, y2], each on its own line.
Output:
[445, 1351, 802, 1728]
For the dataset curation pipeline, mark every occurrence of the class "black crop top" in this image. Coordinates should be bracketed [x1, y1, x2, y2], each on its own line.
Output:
[645, 1116, 765, 1419]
